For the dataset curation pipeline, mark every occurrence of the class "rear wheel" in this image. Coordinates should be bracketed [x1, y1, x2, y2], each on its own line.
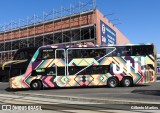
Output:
[30, 80, 42, 90]
[107, 77, 118, 88]
[121, 77, 133, 87]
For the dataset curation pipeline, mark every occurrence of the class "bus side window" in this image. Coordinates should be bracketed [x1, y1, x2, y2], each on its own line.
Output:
[96, 49, 105, 58]
[115, 47, 123, 56]
[56, 51, 64, 58]
[114, 46, 132, 57]
[106, 48, 115, 57]
[69, 48, 115, 58]
[37, 49, 55, 60]
[132, 46, 141, 56]
[68, 49, 80, 58]
[132, 45, 153, 56]
[126, 47, 132, 56]
[122, 46, 131, 56]
[81, 50, 89, 58]
[144, 45, 153, 55]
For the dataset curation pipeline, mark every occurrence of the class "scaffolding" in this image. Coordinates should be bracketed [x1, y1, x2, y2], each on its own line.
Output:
[0, 0, 97, 64]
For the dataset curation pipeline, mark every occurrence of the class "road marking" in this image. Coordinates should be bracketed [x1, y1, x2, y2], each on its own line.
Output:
[70, 92, 130, 96]
[156, 80, 160, 82]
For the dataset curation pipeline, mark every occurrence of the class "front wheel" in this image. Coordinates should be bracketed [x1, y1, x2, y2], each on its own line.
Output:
[107, 77, 118, 88]
[30, 80, 42, 90]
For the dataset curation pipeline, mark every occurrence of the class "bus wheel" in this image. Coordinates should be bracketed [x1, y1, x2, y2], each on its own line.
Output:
[121, 77, 133, 87]
[107, 77, 118, 88]
[30, 80, 42, 90]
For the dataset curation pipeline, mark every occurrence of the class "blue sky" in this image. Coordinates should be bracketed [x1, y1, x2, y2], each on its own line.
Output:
[0, 0, 159, 53]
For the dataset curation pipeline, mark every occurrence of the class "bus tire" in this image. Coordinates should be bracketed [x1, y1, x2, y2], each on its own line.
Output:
[30, 80, 42, 90]
[121, 77, 133, 87]
[107, 77, 118, 88]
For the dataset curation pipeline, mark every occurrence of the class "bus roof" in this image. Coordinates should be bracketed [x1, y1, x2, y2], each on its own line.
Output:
[38, 43, 154, 49]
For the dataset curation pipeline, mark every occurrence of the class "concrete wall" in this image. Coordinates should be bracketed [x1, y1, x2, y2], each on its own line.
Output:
[95, 9, 130, 45]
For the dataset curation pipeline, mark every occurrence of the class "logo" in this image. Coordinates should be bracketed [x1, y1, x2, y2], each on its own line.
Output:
[2, 105, 12, 110]
[101, 36, 106, 43]
[113, 57, 145, 74]
[102, 24, 105, 34]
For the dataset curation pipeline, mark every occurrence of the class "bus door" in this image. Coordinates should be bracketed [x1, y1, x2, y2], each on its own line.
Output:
[55, 49, 67, 86]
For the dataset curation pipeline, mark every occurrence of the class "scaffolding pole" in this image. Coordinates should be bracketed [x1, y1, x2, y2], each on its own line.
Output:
[0, 0, 96, 64]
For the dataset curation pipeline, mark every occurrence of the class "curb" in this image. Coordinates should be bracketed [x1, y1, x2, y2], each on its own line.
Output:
[3, 92, 160, 105]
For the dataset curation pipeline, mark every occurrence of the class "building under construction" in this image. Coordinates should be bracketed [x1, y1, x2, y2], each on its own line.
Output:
[0, 0, 130, 65]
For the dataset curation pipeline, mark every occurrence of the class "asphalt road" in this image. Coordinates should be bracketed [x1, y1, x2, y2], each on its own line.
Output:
[0, 93, 159, 113]
[0, 75, 159, 104]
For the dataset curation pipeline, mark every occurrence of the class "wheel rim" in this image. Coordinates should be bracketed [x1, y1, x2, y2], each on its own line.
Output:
[124, 79, 130, 86]
[110, 79, 116, 87]
[32, 82, 38, 88]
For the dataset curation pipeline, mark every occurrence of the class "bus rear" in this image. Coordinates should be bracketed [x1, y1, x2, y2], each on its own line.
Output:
[114, 44, 157, 85]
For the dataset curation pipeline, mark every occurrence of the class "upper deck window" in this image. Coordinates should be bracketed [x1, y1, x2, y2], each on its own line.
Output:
[37, 49, 55, 60]
[132, 45, 153, 56]
[68, 48, 115, 58]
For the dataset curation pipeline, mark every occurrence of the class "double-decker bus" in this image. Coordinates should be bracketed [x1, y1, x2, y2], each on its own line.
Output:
[9, 44, 157, 90]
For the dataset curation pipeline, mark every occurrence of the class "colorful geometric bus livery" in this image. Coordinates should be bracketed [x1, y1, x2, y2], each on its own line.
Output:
[10, 44, 156, 89]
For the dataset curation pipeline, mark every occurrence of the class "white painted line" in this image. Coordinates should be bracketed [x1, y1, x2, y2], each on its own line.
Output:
[70, 92, 130, 96]
[156, 80, 160, 82]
